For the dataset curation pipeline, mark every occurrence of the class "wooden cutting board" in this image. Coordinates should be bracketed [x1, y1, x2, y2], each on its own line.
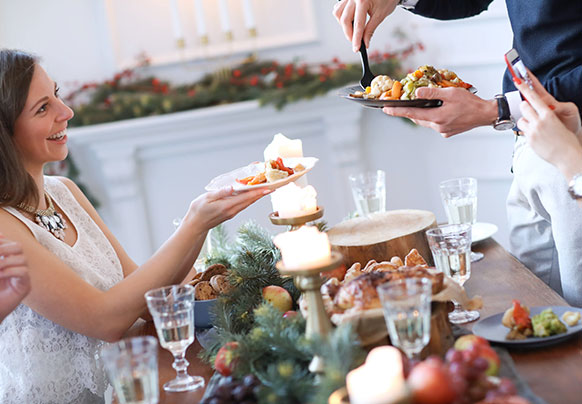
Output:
[327, 209, 437, 267]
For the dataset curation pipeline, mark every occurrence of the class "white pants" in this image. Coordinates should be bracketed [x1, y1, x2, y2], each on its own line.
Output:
[507, 137, 582, 307]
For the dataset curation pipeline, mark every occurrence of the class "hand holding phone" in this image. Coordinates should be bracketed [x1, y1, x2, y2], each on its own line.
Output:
[505, 48, 534, 90]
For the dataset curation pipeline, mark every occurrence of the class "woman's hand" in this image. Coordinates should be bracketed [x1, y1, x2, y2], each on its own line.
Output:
[0, 237, 31, 322]
[514, 73, 582, 180]
[185, 187, 270, 232]
[515, 69, 582, 137]
[333, 0, 399, 52]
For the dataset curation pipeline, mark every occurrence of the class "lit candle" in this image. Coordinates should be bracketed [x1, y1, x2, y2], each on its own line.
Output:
[193, 0, 207, 38]
[346, 346, 409, 404]
[264, 133, 303, 161]
[218, 0, 231, 35]
[241, 0, 256, 31]
[271, 183, 317, 218]
[169, 0, 184, 40]
[273, 227, 331, 269]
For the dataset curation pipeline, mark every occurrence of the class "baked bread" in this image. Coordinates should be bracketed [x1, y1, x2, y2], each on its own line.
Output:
[404, 248, 428, 268]
[210, 274, 231, 294]
[200, 263, 227, 281]
[194, 281, 218, 300]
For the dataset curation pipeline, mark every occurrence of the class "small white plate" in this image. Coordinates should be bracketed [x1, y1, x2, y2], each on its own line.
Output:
[205, 157, 318, 192]
[472, 222, 498, 244]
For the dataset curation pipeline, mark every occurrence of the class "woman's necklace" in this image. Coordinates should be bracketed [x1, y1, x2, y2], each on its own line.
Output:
[17, 192, 67, 241]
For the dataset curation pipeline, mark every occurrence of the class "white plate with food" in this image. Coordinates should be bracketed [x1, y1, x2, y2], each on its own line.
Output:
[205, 157, 318, 192]
[473, 305, 582, 347]
[472, 222, 498, 244]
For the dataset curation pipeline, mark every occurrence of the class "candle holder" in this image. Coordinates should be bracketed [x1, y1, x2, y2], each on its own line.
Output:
[269, 206, 324, 231]
[276, 251, 342, 374]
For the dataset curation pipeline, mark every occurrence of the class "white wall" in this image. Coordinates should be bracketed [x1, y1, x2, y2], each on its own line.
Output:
[1, 1, 517, 261]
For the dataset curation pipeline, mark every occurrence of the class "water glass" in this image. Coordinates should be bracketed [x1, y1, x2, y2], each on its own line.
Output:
[439, 177, 483, 262]
[101, 336, 159, 404]
[425, 224, 480, 324]
[145, 284, 204, 392]
[377, 278, 432, 358]
[349, 170, 386, 216]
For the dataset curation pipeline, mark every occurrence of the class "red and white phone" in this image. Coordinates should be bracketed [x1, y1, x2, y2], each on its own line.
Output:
[504, 48, 534, 89]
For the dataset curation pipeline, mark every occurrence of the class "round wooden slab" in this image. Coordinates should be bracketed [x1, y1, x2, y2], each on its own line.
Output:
[327, 209, 437, 267]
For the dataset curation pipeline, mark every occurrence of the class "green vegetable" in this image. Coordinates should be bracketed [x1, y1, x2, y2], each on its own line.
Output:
[532, 309, 567, 337]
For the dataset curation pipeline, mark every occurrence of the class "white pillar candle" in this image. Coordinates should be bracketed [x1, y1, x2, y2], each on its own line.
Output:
[241, 0, 256, 30]
[264, 133, 303, 161]
[346, 346, 408, 404]
[271, 183, 317, 218]
[274, 227, 331, 269]
[218, 0, 231, 34]
[169, 0, 183, 40]
[193, 0, 207, 37]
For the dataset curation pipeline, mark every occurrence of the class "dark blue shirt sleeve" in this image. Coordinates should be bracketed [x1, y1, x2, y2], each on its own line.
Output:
[411, 0, 494, 20]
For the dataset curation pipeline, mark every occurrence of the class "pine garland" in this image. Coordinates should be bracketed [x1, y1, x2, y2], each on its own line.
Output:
[65, 44, 422, 127]
[200, 222, 366, 404]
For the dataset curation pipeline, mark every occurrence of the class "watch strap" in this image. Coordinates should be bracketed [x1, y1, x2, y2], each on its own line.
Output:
[399, 0, 420, 9]
[494, 94, 515, 130]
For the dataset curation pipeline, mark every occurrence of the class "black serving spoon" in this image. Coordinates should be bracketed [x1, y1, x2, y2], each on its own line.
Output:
[357, 40, 375, 88]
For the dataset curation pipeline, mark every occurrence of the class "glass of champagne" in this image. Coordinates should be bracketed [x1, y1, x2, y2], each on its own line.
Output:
[145, 284, 204, 392]
[349, 170, 386, 216]
[426, 224, 480, 324]
[439, 177, 484, 262]
[377, 278, 432, 359]
[101, 336, 159, 404]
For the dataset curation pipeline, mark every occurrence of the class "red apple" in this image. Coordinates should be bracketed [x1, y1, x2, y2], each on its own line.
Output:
[453, 334, 489, 351]
[407, 360, 457, 404]
[262, 285, 293, 312]
[283, 310, 298, 319]
[214, 341, 240, 376]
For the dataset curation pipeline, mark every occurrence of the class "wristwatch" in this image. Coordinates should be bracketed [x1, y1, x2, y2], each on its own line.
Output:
[493, 94, 516, 131]
[568, 173, 582, 199]
[399, 0, 420, 9]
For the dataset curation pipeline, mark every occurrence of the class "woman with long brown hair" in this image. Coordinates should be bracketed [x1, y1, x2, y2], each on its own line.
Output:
[0, 49, 269, 403]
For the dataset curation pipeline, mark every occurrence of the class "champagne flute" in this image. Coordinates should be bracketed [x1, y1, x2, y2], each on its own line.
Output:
[101, 336, 159, 404]
[377, 278, 432, 359]
[439, 177, 484, 262]
[426, 224, 480, 324]
[145, 285, 204, 392]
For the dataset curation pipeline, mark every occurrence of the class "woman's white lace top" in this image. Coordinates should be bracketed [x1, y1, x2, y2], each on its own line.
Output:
[0, 176, 124, 404]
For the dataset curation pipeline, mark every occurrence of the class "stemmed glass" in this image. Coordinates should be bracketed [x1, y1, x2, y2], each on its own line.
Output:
[426, 224, 480, 324]
[101, 336, 160, 404]
[439, 177, 484, 262]
[145, 284, 204, 392]
[377, 278, 432, 359]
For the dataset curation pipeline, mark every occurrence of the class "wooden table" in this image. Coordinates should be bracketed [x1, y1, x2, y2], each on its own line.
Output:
[136, 239, 581, 404]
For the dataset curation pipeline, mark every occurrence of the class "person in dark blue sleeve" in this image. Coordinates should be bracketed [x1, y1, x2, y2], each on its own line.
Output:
[333, 0, 582, 307]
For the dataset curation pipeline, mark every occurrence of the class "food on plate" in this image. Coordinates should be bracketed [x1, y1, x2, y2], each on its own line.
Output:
[501, 300, 533, 340]
[531, 308, 567, 337]
[400, 65, 473, 100]
[350, 65, 473, 101]
[320, 249, 444, 315]
[236, 157, 295, 185]
[562, 310, 581, 326]
[188, 263, 229, 300]
[502, 301, 568, 339]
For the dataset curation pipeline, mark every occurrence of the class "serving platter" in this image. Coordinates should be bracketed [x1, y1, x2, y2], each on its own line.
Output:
[472, 222, 498, 244]
[473, 306, 582, 347]
[338, 84, 477, 109]
[205, 157, 318, 192]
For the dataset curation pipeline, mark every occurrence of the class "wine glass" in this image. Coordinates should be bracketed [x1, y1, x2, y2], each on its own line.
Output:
[377, 278, 432, 359]
[426, 224, 480, 324]
[144, 284, 204, 392]
[439, 177, 484, 262]
[101, 336, 159, 404]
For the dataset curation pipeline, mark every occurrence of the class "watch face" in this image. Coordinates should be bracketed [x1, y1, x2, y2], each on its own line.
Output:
[494, 121, 515, 131]
[573, 177, 582, 195]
